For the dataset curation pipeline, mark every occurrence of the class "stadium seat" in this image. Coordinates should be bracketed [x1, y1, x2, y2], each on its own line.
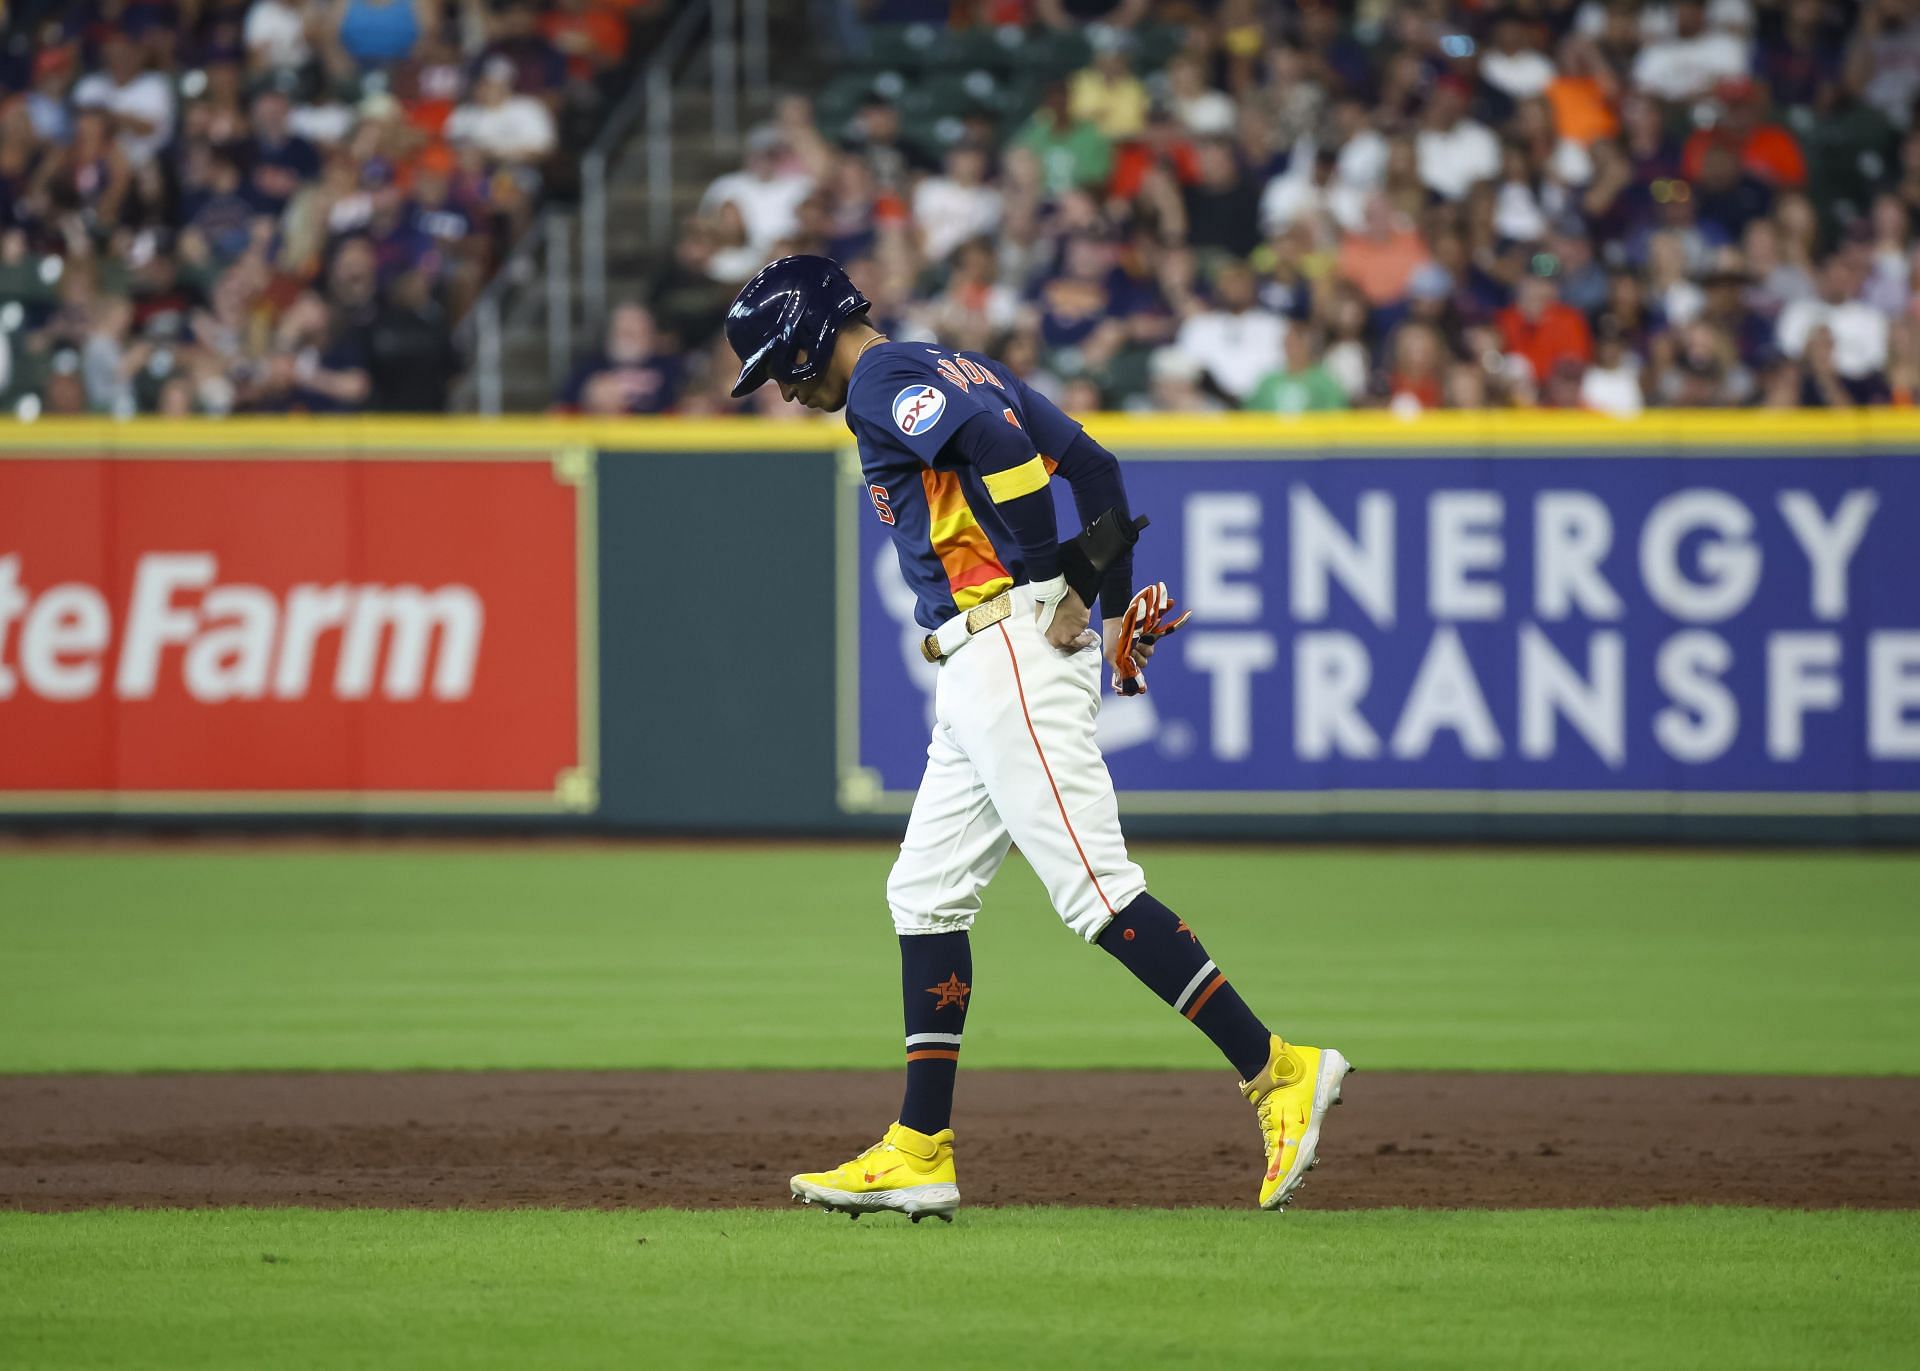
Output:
[865, 24, 946, 71]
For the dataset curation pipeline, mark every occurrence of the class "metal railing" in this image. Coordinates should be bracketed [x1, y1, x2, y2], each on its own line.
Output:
[465, 0, 767, 414]
[588, 0, 769, 298]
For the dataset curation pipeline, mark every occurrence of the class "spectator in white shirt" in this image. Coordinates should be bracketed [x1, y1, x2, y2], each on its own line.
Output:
[1261, 146, 1367, 235]
[1580, 324, 1645, 416]
[1324, 96, 1389, 190]
[1482, 14, 1557, 102]
[1862, 193, 1913, 317]
[1140, 345, 1224, 413]
[1415, 78, 1501, 201]
[1165, 52, 1237, 137]
[1646, 228, 1706, 327]
[446, 58, 556, 166]
[1776, 257, 1891, 380]
[1174, 259, 1288, 402]
[1631, 0, 1750, 102]
[913, 146, 1004, 263]
[244, 0, 313, 74]
[700, 126, 816, 258]
[72, 32, 175, 170]
[1856, 0, 1920, 130]
[1576, 0, 1753, 41]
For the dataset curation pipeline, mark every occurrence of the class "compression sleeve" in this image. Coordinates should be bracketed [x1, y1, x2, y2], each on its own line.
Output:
[1052, 429, 1136, 619]
[949, 409, 1059, 582]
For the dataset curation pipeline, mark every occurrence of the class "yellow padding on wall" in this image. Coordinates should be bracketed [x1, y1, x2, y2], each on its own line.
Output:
[982, 455, 1050, 502]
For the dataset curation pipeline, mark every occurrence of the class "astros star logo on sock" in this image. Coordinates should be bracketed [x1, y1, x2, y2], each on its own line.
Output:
[926, 973, 971, 1010]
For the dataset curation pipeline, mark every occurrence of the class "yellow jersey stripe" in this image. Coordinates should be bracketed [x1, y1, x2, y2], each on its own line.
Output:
[954, 575, 1014, 610]
[928, 501, 984, 548]
[981, 455, 1050, 503]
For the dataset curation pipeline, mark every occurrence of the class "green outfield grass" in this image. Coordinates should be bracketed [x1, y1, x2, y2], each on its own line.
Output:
[1, 846, 1916, 1074]
[3, 1208, 1916, 1370]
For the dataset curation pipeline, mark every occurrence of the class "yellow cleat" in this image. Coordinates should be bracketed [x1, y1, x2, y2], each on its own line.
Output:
[789, 1122, 960, 1222]
[1240, 1036, 1354, 1210]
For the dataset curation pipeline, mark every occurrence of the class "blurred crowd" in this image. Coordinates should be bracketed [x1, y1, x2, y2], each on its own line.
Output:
[573, 0, 1920, 418]
[0, 0, 655, 417]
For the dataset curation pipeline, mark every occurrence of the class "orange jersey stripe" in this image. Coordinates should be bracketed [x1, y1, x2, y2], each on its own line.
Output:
[905, 1049, 961, 1062]
[919, 469, 1010, 607]
[950, 561, 1011, 591]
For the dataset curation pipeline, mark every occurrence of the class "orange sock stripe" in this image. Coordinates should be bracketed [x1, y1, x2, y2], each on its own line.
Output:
[1182, 973, 1227, 1021]
[906, 1049, 961, 1062]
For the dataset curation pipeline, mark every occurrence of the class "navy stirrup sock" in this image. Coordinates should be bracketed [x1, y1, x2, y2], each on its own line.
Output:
[1097, 893, 1273, 1080]
[897, 930, 971, 1134]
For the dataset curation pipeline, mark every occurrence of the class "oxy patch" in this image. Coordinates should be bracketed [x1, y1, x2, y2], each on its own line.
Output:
[892, 384, 947, 436]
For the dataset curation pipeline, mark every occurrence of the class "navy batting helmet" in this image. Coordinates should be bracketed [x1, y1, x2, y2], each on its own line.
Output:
[724, 255, 871, 398]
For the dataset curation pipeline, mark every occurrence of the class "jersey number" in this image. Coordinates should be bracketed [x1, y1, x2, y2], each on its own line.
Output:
[869, 484, 895, 525]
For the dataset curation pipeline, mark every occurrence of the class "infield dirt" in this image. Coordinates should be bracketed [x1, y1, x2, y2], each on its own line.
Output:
[3, 1071, 1915, 1212]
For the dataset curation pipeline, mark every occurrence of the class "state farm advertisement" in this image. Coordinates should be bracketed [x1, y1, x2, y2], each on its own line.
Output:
[0, 454, 592, 810]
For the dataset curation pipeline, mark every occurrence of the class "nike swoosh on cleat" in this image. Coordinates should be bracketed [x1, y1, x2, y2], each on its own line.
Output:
[1265, 1139, 1290, 1182]
[862, 1164, 904, 1184]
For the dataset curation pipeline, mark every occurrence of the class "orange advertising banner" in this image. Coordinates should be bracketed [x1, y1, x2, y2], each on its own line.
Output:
[0, 450, 596, 811]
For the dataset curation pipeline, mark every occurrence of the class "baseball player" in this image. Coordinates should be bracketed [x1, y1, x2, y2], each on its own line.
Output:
[725, 256, 1351, 1221]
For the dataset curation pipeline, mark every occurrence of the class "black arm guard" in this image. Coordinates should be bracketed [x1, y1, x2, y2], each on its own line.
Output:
[1058, 509, 1148, 607]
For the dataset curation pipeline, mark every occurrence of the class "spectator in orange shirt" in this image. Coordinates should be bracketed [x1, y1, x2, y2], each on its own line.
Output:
[1338, 194, 1433, 308]
[1108, 104, 1199, 201]
[1498, 273, 1594, 384]
[1544, 34, 1621, 146]
[1681, 79, 1806, 189]
[543, 0, 630, 81]
[1386, 321, 1447, 411]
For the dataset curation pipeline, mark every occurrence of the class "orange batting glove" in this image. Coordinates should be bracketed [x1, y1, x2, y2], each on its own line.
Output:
[1111, 582, 1192, 697]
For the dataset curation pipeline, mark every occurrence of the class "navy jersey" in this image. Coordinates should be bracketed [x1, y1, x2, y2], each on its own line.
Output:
[845, 343, 1084, 630]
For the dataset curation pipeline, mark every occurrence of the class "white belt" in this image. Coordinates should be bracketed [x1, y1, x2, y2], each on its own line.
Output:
[920, 589, 1016, 664]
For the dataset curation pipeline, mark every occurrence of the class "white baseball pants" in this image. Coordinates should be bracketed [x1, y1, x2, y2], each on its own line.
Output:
[886, 588, 1147, 943]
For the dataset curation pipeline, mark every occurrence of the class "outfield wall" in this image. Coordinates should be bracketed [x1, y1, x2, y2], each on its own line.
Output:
[2, 413, 1916, 841]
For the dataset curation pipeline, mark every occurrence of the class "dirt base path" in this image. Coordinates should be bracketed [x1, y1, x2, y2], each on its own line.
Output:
[4, 1071, 1916, 1212]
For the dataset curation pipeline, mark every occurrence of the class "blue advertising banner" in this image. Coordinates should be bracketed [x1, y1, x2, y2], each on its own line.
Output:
[839, 444, 1920, 815]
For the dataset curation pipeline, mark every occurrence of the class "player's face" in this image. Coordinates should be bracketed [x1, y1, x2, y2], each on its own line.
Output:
[778, 373, 847, 412]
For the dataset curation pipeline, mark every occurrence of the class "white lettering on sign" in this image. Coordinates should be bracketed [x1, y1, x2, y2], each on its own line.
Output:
[21, 583, 111, 701]
[1776, 489, 1877, 621]
[1534, 491, 1622, 621]
[1429, 491, 1505, 620]
[0, 554, 29, 698]
[1183, 631, 1277, 761]
[1151, 485, 1911, 772]
[1766, 632, 1843, 761]
[0, 553, 485, 704]
[337, 586, 484, 700]
[1288, 485, 1395, 628]
[1868, 631, 1920, 760]
[1391, 627, 1502, 760]
[118, 552, 216, 698]
[185, 585, 278, 702]
[1293, 631, 1378, 760]
[275, 584, 353, 699]
[1518, 625, 1624, 768]
[1654, 631, 1738, 763]
[1639, 490, 1761, 622]
[1184, 493, 1263, 622]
